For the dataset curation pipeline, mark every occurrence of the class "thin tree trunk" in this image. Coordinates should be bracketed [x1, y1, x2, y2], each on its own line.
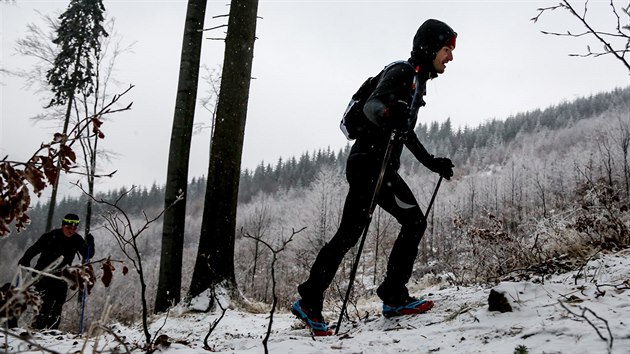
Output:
[251, 241, 259, 293]
[155, 0, 208, 313]
[45, 96, 73, 231]
[85, 134, 98, 236]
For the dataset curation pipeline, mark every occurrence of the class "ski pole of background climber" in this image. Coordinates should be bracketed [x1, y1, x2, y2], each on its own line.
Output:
[79, 238, 93, 335]
[79, 272, 88, 334]
[335, 130, 398, 335]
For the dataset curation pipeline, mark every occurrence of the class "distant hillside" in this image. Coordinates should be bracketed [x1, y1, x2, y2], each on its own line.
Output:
[240, 85, 630, 200]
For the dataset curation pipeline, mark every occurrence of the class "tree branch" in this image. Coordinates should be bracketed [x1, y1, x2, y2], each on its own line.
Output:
[243, 227, 305, 354]
[532, 0, 630, 72]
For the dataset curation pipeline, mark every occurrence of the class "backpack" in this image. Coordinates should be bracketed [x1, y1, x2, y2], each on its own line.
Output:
[339, 72, 383, 140]
[339, 61, 414, 140]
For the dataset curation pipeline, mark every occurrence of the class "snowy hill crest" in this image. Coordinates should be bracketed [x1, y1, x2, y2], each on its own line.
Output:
[3, 250, 629, 354]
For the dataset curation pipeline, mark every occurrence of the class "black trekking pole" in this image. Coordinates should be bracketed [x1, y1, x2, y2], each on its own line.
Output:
[335, 130, 398, 335]
[425, 175, 443, 216]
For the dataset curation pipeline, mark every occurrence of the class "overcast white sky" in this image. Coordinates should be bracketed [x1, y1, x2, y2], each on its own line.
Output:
[2, 0, 629, 198]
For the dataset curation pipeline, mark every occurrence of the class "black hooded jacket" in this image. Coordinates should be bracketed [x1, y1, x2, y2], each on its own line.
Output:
[351, 19, 456, 171]
[19, 229, 91, 272]
[354, 60, 433, 170]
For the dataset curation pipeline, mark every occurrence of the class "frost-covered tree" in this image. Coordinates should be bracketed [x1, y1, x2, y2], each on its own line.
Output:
[532, 0, 630, 73]
[239, 193, 274, 300]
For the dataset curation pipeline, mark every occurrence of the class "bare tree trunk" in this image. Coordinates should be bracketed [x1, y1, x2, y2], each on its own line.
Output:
[534, 169, 547, 218]
[155, 0, 208, 313]
[189, 0, 259, 299]
[85, 135, 98, 236]
[251, 240, 259, 293]
[468, 177, 476, 219]
[45, 96, 73, 231]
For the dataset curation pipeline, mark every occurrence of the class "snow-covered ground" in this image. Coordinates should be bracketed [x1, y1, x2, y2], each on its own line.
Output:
[3, 249, 630, 354]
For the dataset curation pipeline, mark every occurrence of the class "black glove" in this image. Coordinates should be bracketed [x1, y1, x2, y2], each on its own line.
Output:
[428, 157, 454, 180]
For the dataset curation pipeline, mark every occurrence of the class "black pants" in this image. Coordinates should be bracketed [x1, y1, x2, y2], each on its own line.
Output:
[33, 277, 68, 330]
[298, 155, 427, 310]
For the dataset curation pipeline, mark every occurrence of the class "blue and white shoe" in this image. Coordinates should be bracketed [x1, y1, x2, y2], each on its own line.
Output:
[291, 300, 333, 336]
[382, 296, 434, 318]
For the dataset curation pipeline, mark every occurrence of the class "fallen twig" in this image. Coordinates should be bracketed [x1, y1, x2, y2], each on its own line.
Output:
[559, 301, 613, 353]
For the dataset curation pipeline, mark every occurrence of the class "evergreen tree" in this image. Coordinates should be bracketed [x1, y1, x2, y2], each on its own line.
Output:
[44, 0, 108, 231]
